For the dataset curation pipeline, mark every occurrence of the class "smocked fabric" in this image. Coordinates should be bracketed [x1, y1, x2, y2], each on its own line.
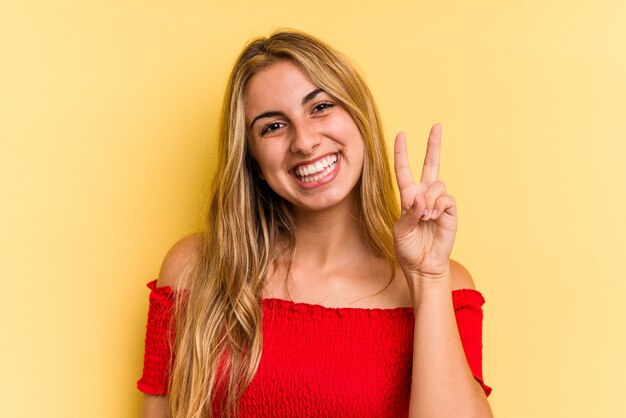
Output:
[138, 280, 491, 416]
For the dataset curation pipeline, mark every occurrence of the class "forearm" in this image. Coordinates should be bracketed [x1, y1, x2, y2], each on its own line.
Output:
[407, 278, 493, 418]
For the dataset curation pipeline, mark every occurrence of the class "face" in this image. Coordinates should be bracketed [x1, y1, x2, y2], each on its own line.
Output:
[244, 60, 365, 214]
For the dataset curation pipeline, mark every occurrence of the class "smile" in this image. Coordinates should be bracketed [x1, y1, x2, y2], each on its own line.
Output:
[294, 153, 339, 183]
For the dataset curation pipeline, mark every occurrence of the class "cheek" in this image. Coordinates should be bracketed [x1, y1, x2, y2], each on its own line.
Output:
[328, 113, 354, 134]
[350, 133, 366, 176]
[253, 149, 283, 177]
[335, 117, 365, 160]
[327, 111, 363, 145]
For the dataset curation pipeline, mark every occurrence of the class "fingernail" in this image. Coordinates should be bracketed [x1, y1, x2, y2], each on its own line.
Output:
[431, 209, 438, 218]
[421, 210, 428, 220]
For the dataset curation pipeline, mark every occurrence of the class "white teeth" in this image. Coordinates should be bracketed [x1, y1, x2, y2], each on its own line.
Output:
[295, 154, 338, 177]
[294, 154, 338, 183]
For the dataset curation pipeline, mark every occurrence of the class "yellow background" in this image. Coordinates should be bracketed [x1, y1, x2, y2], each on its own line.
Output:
[2, 1, 625, 417]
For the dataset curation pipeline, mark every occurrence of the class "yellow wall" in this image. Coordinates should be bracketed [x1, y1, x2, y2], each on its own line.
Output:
[2, 1, 625, 416]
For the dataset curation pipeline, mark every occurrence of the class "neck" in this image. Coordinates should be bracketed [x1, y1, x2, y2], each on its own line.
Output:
[289, 196, 370, 270]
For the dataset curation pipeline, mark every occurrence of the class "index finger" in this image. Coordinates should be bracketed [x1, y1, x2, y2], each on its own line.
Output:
[420, 123, 442, 184]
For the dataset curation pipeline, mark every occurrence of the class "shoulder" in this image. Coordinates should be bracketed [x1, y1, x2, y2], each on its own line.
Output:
[156, 233, 203, 289]
[449, 259, 476, 291]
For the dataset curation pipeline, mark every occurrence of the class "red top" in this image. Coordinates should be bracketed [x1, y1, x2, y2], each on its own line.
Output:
[138, 280, 491, 416]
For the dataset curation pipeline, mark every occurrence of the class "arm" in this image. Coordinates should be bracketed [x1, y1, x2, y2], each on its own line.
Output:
[393, 125, 492, 417]
[140, 233, 201, 418]
[141, 395, 169, 418]
[407, 261, 492, 417]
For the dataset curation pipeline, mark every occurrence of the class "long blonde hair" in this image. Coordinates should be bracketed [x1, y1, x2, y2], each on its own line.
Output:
[168, 29, 399, 418]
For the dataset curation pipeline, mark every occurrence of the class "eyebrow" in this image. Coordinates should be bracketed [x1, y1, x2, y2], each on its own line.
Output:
[302, 88, 325, 105]
[248, 88, 326, 130]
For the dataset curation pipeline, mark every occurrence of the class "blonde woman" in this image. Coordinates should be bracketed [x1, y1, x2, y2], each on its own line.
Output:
[138, 30, 493, 418]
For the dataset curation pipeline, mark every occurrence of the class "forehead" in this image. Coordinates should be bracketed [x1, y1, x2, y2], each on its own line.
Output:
[244, 61, 319, 115]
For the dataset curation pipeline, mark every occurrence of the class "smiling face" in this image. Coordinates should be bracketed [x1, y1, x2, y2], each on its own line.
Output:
[244, 60, 365, 214]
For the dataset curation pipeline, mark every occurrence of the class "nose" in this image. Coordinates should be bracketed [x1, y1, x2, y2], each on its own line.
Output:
[290, 121, 321, 155]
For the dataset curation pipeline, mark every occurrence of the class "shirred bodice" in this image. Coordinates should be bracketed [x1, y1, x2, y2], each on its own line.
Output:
[138, 280, 491, 417]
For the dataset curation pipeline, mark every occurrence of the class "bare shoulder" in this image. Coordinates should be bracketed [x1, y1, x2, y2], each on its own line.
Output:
[449, 259, 476, 290]
[156, 233, 203, 289]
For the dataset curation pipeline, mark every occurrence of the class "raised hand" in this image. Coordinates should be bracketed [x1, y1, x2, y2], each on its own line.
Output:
[393, 124, 457, 281]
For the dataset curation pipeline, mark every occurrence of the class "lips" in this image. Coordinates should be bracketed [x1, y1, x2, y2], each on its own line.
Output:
[290, 152, 341, 186]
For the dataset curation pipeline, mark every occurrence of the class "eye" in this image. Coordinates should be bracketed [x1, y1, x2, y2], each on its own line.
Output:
[260, 121, 286, 136]
[312, 102, 334, 114]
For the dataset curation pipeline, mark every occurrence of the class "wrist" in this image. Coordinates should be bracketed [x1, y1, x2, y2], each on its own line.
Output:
[405, 271, 452, 303]
[404, 267, 451, 286]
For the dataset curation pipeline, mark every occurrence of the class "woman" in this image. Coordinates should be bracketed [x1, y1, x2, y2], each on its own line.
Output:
[138, 30, 493, 418]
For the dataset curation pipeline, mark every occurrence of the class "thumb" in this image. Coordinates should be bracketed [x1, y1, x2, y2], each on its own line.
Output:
[394, 194, 426, 239]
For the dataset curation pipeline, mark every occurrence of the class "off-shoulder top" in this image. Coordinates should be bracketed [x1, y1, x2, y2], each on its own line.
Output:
[138, 280, 491, 417]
